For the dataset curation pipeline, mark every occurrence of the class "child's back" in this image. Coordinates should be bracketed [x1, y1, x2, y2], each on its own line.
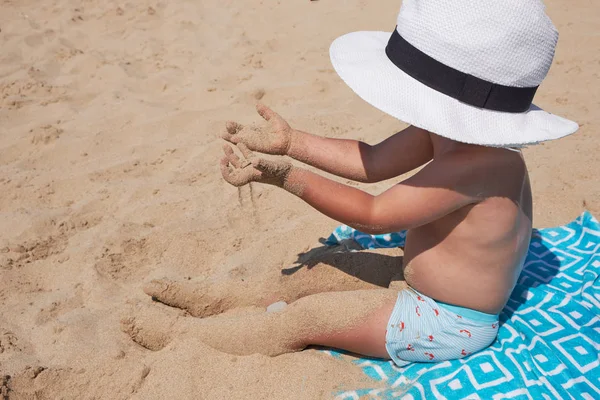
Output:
[403, 134, 532, 314]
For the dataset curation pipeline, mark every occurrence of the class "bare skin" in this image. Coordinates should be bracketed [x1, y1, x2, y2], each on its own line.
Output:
[123, 103, 531, 361]
[221, 103, 532, 314]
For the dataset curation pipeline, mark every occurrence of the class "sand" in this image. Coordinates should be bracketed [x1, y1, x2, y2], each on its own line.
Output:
[0, 0, 598, 398]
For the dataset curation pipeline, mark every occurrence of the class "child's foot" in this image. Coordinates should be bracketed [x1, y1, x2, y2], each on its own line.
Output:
[120, 300, 304, 356]
[120, 300, 181, 351]
[143, 278, 239, 318]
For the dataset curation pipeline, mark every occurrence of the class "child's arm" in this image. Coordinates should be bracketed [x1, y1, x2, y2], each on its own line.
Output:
[222, 104, 433, 183]
[288, 125, 433, 183]
[221, 145, 477, 234]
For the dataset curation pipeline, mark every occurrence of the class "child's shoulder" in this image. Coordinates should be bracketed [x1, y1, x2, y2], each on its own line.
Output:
[442, 145, 526, 174]
[424, 145, 528, 198]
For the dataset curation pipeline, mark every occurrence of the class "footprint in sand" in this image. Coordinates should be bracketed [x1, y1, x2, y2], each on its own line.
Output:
[94, 238, 152, 282]
[1, 375, 10, 398]
[70, 8, 85, 22]
[312, 78, 329, 94]
[6, 361, 151, 398]
[0, 78, 68, 110]
[242, 52, 264, 69]
[89, 149, 178, 183]
[54, 45, 84, 62]
[169, 170, 209, 186]
[252, 88, 266, 100]
[0, 331, 21, 354]
[35, 287, 85, 325]
[149, 148, 177, 166]
[29, 123, 63, 145]
[24, 32, 45, 48]
[0, 236, 67, 270]
[0, 213, 101, 270]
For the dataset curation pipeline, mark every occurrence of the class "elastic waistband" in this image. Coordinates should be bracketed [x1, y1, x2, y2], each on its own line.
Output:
[407, 287, 499, 323]
[437, 301, 499, 323]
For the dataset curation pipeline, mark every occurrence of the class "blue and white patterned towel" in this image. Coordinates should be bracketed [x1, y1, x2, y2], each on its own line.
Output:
[325, 212, 600, 399]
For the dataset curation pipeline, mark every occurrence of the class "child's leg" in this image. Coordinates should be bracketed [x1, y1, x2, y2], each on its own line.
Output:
[288, 288, 398, 358]
[122, 289, 399, 359]
[143, 248, 405, 318]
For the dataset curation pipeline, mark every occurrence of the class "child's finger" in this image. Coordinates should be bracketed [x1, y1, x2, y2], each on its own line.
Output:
[237, 143, 254, 160]
[221, 157, 246, 186]
[222, 122, 242, 143]
[226, 121, 243, 135]
[223, 144, 242, 168]
[220, 157, 232, 179]
[256, 103, 280, 122]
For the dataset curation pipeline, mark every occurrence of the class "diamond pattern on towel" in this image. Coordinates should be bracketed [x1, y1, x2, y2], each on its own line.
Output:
[326, 212, 600, 399]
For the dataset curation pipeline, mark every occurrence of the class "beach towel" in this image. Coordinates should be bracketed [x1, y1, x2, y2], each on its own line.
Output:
[324, 212, 600, 399]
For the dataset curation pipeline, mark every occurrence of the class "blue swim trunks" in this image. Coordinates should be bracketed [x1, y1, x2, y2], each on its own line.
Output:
[385, 287, 499, 366]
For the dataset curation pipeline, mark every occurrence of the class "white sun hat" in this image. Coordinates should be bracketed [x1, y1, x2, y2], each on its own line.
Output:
[329, 0, 578, 147]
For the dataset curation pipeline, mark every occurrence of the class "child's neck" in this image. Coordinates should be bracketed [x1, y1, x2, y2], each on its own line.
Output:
[430, 133, 518, 158]
[430, 133, 470, 158]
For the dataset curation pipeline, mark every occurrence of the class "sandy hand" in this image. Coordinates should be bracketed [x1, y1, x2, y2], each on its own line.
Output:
[221, 103, 292, 155]
[220, 143, 292, 188]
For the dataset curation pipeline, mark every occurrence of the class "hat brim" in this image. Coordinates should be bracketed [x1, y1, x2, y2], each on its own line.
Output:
[330, 31, 578, 146]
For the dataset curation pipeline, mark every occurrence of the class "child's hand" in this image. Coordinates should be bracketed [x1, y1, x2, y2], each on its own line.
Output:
[220, 143, 292, 188]
[222, 103, 292, 155]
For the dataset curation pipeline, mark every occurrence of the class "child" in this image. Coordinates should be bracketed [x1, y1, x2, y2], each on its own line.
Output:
[124, 0, 578, 366]
[218, 0, 577, 365]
